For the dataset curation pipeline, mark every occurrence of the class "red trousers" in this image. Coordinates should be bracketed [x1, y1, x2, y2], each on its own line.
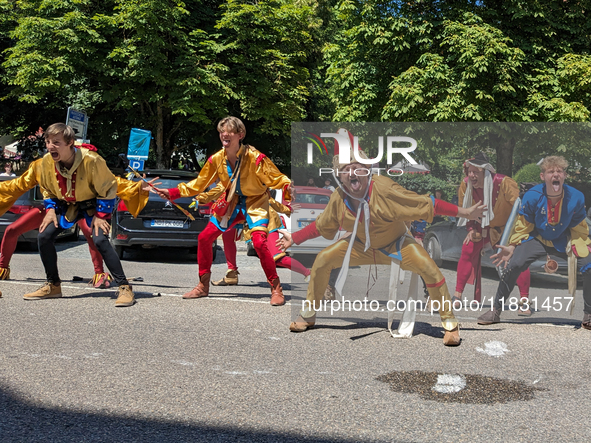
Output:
[456, 239, 530, 297]
[220, 228, 310, 278]
[0, 207, 104, 273]
[198, 217, 279, 282]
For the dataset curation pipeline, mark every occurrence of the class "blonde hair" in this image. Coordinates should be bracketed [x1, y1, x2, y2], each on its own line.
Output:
[44, 123, 76, 145]
[540, 156, 568, 173]
[217, 116, 246, 136]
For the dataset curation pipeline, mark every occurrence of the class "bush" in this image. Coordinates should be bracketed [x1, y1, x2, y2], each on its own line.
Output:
[513, 163, 541, 184]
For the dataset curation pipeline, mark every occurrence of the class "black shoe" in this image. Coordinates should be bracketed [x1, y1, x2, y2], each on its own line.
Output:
[477, 308, 501, 325]
[582, 313, 591, 330]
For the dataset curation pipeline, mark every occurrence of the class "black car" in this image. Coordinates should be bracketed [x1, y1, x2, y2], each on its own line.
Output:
[110, 170, 216, 259]
[0, 176, 79, 250]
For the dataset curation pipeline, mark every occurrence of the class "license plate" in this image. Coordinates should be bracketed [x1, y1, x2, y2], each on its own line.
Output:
[298, 219, 314, 228]
[150, 219, 185, 228]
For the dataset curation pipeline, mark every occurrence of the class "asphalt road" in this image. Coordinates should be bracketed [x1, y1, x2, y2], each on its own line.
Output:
[0, 237, 590, 442]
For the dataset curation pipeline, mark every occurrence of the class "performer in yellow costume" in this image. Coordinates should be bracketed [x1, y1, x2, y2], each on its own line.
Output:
[0, 123, 151, 306]
[278, 130, 486, 346]
[155, 117, 292, 305]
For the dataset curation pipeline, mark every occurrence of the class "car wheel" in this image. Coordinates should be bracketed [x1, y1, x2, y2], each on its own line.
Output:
[246, 242, 258, 257]
[426, 235, 442, 266]
[114, 245, 125, 260]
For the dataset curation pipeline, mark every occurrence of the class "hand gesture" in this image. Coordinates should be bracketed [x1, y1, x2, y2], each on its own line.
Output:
[491, 244, 515, 268]
[39, 208, 58, 233]
[150, 186, 171, 200]
[277, 229, 293, 251]
[140, 174, 161, 192]
[463, 230, 474, 245]
[461, 200, 487, 222]
[91, 216, 111, 237]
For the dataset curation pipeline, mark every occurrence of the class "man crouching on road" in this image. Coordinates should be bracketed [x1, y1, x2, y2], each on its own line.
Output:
[278, 129, 487, 346]
[478, 156, 591, 329]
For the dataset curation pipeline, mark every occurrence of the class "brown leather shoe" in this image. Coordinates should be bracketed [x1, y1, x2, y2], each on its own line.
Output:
[183, 273, 211, 299]
[115, 284, 135, 307]
[289, 315, 316, 332]
[23, 282, 62, 300]
[212, 269, 239, 286]
[478, 308, 502, 325]
[270, 278, 285, 306]
[443, 326, 461, 346]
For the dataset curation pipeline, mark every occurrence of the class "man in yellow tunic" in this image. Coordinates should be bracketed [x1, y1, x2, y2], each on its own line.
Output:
[155, 117, 292, 305]
[0, 123, 150, 306]
[278, 132, 486, 346]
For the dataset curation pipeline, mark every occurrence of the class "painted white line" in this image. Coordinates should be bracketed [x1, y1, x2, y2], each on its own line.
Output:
[1, 280, 294, 306]
[432, 374, 466, 394]
[476, 341, 510, 357]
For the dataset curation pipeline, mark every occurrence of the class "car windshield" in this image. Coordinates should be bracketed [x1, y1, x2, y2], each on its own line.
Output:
[295, 193, 330, 206]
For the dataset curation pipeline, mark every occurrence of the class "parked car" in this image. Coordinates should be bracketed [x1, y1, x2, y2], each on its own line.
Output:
[109, 170, 216, 259]
[423, 218, 591, 275]
[0, 177, 79, 250]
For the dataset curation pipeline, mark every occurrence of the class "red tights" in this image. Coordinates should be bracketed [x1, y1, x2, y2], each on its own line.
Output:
[0, 207, 104, 273]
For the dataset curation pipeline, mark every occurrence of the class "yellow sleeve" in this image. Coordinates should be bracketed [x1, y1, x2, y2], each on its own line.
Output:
[270, 197, 291, 217]
[115, 177, 149, 218]
[315, 192, 344, 240]
[258, 157, 292, 201]
[509, 215, 535, 246]
[570, 219, 591, 258]
[458, 180, 467, 204]
[380, 177, 434, 222]
[90, 156, 118, 200]
[0, 160, 41, 216]
[501, 177, 519, 205]
[177, 160, 219, 198]
[195, 182, 226, 204]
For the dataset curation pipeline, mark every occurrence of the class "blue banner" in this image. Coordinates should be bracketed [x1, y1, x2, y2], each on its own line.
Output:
[127, 128, 151, 160]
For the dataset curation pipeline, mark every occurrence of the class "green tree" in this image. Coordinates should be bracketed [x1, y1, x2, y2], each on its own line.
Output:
[324, 1, 591, 176]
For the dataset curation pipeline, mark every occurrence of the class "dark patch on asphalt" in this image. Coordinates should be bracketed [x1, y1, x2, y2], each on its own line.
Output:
[377, 370, 545, 404]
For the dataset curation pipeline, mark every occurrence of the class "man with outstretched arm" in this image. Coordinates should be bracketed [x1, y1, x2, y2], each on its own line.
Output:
[478, 156, 591, 329]
[153, 117, 292, 305]
[454, 152, 531, 310]
[277, 130, 487, 346]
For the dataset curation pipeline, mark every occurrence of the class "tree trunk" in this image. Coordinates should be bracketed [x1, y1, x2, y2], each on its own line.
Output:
[495, 136, 515, 177]
[156, 100, 165, 168]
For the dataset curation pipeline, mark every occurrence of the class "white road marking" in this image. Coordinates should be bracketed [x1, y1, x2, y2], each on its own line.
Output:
[476, 341, 511, 357]
[172, 360, 195, 366]
[432, 374, 466, 394]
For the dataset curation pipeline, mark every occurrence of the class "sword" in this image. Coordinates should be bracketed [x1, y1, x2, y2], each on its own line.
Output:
[495, 197, 521, 279]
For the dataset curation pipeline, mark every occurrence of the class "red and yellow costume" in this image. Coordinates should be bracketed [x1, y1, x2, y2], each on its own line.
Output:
[456, 174, 530, 301]
[0, 150, 148, 281]
[168, 144, 291, 283]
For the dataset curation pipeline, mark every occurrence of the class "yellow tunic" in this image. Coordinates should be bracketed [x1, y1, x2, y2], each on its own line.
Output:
[302, 175, 456, 330]
[316, 175, 434, 254]
[174, 144, 291, 232]
[0, 150, 148, 218]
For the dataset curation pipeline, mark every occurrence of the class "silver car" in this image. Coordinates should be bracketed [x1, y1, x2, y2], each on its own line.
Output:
[422, 218, 591, 275]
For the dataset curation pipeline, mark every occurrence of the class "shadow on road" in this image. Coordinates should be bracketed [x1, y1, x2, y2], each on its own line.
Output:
[0, 384, 366, 443]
